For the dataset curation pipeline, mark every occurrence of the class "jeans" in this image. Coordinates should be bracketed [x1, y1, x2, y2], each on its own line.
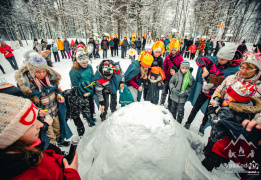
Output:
[137, 48, 141, 56]
[5, 56, 18, 70]
[103, 49, 107, 59]
[186, 91, 210, 126]
[171, 101, 185, 123]
[110, 47, 114, 57]
[114, 46, 118, 56]
[190, 53, 195, 60]
[53, 52, 60, 62]
[60, 50, 67, 59]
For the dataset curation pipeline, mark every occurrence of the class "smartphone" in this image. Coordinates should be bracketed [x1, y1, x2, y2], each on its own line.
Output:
[46, 45, 51, 50]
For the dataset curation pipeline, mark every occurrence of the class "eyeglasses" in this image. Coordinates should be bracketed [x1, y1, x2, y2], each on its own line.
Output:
[239, 66, 256, 72]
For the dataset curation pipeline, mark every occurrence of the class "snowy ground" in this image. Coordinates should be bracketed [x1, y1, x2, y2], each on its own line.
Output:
[0, 40, 252, 180]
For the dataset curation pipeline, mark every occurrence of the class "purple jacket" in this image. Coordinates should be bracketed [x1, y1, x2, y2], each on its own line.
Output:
[164, 53, 183, 81]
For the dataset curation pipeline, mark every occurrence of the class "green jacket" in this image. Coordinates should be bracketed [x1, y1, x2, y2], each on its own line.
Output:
[69, 65, 94, 89]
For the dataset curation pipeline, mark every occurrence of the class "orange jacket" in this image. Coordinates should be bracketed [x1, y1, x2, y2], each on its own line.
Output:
[57, 40, 64, 50]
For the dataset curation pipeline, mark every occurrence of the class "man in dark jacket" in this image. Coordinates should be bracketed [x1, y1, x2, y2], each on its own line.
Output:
[101, 36, 109, 59]
[135, 37, 142, 55]
[184, 38, 193, 58]
[237, 40, 248, 54]
[113, 36, 119, 56]
[88, 37, 96, 59]
[142, 36, 146, 50]
[122, 36, 129, 58]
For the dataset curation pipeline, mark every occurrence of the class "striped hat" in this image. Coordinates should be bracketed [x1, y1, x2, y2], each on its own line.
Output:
[0, 94, 39, 149]
[180, 61, 190, 69]
[79, 81, 94, 96]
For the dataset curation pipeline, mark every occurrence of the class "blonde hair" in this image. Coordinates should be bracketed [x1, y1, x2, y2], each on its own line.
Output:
[140, 66, 148, 78]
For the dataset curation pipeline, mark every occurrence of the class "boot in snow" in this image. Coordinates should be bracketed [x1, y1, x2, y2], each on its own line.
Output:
[184, 122, 191, 129]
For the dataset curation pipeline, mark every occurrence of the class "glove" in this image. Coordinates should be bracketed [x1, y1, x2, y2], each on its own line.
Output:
[202, 83, 214, 93]
[208, 114, 219, 127]
[86, 116, 96, 127]
[179, 91, 188, 97]
[172, 88, 180, 96]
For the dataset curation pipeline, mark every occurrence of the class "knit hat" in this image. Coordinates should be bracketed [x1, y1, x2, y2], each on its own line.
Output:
[217, 45, 237, 60]
[242, 55, 261, 71]
[180, 61, 190, 69]
[27, 54, 48, 79]
[76, 48, 89, 63]
[0, 94, 39, 149]
[34, 38, 37, 42]
[79, 81, 94, 96]
[139, 51, 154, 68]
[226, 81, 257, 103]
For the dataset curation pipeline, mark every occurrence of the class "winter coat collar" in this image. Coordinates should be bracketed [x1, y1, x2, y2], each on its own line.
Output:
[229, 97, 261, 114]
[15, 66, 61, 96]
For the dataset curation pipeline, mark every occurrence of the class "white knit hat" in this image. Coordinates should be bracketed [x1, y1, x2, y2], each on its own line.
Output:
[76, 48, 89, 63]
[0, 94, 39, 149]
[217, 45, 237, 61]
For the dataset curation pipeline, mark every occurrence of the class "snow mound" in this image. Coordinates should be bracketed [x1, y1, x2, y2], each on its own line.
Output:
[77, 102, 213, 180]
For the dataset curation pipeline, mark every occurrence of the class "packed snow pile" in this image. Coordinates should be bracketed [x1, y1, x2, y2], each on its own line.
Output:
[77, 102, 213, 180]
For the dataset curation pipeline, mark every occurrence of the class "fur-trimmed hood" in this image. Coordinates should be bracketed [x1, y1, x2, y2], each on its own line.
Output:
[229, 97, 261, 114]
[15, 65, 61, 96]
[148, 74, 162, 83]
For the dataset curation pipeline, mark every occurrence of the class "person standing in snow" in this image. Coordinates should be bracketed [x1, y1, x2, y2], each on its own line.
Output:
[52, 40, 60, 62]
[163, 35, 170, 57]
[33, 38, 43, 53]
[122, 36, 129, 58]
[0, 41, 19, 70]
[124, 50, 154, 102]
[70, 39, 77, 61]
[41, 39, 53, 67]
[136, 37, 142, 56]
[79, 39, 86, 49]
[64, 38, 72, 59]
[101, 36, 109, 59]
[144, 67, 165, 105]
[169, 61, 195, 123]
[15, 53, 72, 147]
[213, 39, 222, 56]
[57, 37, 67, 59]
[160, 46, 183, 109]
[204, 39, 211, 56]
[142, 34, 146, 51]
[109, 36, 114, 57]
[198, 38, 206, 57]
[209, 39, 214, 56]
[93, 60, 125, 121]
[184, 38, 193, 58]
[189, 43, 197, 60]
[66, 48, 96, 136]
[95, 41, 100, 58]
[87, 37, 96, 60]
[113, 34, 119, 56]
[185, 45, 242, 134]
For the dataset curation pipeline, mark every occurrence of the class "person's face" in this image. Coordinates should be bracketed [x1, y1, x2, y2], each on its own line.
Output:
[151, 76, 155, 80]
[156, 38, 159, 41]
[80, 61, 88, 68]
[170, 69, 175, 75]
[239, 63, 257, 79]
[34, 41, 38, 43]
[154, 51, 161, 57]
[19, 120, 43, 145]
[166, 36, 169, 39]
[171, 49, 177, 55]
[218, 57, 229, 65]
[124, 37, 127, 40]
[35, 69, 47, 80]
[143, 67, 148, 71]
[181, 67, 189, 74]
[104, 37, 107, 40]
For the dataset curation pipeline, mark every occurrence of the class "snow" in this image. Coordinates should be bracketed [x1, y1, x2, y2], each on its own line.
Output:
[0, 40, 249, 179]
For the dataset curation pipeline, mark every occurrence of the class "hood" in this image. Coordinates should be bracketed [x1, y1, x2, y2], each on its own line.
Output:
[15, 65, 61, 95]
[229, 97, 261, 114]
[148, 74, 162, 83]
[97, 60, 116, 79]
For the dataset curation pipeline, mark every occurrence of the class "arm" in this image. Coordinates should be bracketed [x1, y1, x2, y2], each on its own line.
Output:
[196, 56, 212, 69]
[169, 74, 176, 91]
[128, 78, 140, 90]
[95, 81, 105, 105]
[69, 70, 81, 87]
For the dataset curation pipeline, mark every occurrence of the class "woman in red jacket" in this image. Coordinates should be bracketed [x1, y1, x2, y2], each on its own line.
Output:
[0, 94, 81, 180]
[0, 41, 19, 70]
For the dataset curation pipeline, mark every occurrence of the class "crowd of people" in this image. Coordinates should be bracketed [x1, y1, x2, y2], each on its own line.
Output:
[0, 34, 261, 179]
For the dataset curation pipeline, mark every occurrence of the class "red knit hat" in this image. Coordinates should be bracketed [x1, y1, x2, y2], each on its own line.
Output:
[226, 81, 257, 102]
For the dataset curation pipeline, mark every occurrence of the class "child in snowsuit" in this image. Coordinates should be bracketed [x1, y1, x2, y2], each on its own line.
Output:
[144, 67, 165, 105]
[169, 61, 195, 123]
[94, 60, 125, 121]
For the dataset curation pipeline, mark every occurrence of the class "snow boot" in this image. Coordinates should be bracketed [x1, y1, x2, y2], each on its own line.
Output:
[184, 122, 191, 129]
[100, 113, 106, 121]
[198, 124, 205, 136]
[77, 126, 85, 137]
[56, 137, 70, 147]
[111, 108, 117, 113]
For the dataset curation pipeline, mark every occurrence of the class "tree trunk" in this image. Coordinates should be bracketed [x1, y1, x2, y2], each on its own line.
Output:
[137, 0, 142, 38]
[11, 17, 23, 47]
[110, 3, 115, 35]
[36, 0, 45, 39]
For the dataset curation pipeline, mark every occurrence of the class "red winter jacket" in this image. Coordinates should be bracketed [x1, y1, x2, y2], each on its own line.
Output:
[0, 45, 14, 57]
[189, 45, 197, 53]
[12, 150, 81, 180]
[164, 53, 183, 81]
